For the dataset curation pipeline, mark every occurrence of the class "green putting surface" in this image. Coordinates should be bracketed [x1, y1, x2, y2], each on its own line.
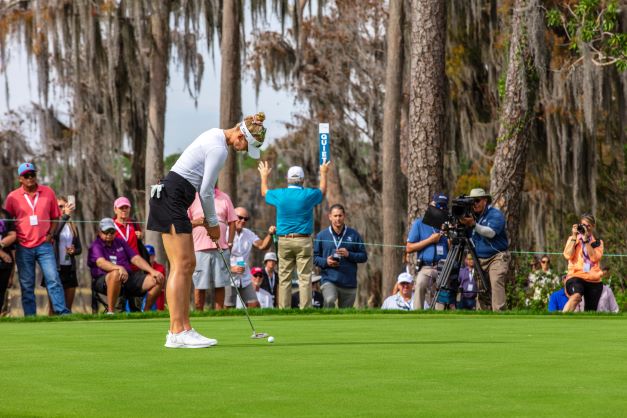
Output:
[2, 313, 627, 417]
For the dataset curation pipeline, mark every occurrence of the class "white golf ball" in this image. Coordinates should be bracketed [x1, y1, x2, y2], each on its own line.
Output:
[268, 336, 275, 343]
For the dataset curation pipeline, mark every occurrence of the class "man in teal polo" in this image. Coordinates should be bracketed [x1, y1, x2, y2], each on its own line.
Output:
[258, 161, 330, 308]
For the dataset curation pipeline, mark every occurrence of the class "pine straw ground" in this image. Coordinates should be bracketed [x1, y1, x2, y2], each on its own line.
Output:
[1, 310, 626, 417]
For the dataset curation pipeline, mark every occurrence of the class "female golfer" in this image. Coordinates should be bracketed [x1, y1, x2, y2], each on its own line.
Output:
[562, 214, 604, 312]
[148, 112, 267, 348]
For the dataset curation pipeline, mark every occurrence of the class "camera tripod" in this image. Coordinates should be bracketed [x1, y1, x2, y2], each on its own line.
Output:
[430, 231, 490, 310]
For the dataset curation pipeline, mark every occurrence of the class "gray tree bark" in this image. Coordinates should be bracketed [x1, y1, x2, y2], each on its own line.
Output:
[407, 0, 446, 221]
[217, 0, 242, 201]
[381, 0, 405, 297]
[490, 0, 540, 252]
[144, 1, 170, 264]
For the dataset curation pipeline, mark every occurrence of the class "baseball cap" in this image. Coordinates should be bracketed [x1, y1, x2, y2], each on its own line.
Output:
[18, 162, 37, 176]
[263, 252, 278, 263]
[432, 192, 449, 209]
[144, 245, 155, 256]
[397, 272, 414, 284]
[114, 197, 131, 209]
[251, 267, 263, 276]
[99, 218, 116, 232]
[287, 166, 304, 180]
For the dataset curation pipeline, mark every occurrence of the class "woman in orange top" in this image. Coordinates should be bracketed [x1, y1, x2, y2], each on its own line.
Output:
[562, 214, 604, 312]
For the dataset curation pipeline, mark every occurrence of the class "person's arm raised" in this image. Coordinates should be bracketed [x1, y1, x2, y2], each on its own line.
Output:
[319, 161, 331, 196]
[258, 161, 272, 197]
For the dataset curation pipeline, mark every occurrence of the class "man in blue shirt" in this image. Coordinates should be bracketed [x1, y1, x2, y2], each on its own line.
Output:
[406, 193, 450, 310]
[460, 188, 510, 311]
[548, 288, 570, 312]
[314, 204, 368, 308]
[259, 161, 330, 309]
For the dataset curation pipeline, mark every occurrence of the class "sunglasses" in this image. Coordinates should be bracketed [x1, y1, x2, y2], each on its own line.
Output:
[22, 172, 36, 179]
[101, 229, 116, 235]
[237, 215, 250, 221]
[253, 274, 263, 278]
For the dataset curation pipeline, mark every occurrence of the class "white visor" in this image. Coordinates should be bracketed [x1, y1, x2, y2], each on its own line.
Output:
[240, 122, 262, 159]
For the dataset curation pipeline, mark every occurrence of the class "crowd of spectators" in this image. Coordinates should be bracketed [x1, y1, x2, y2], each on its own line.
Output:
[0, 161, 621, 316]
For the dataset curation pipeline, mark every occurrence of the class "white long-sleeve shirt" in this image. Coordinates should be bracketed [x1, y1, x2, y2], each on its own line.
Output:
[171, 129, 228, 226]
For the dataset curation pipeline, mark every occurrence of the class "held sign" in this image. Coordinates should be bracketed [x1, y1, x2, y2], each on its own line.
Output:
[319, 123, 330, 164]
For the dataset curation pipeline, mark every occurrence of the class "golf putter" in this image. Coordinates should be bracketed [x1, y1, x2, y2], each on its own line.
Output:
[213, 240, 269, 339]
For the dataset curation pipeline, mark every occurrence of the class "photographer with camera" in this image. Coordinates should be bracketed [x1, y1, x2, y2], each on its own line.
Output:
[460, 188, 509, 311]
[406, 193, 450, 310]
[562, 214, 604, 312]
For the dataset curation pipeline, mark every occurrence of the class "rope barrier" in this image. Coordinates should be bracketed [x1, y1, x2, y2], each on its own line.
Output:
[5, 217, 627, 257]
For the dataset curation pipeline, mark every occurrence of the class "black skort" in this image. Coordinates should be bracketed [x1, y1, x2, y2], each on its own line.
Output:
[93, 270, 147, 297]
[565, 277, 603, 311]
[41, 265, 79, 289]
[147, 171, 196, 234]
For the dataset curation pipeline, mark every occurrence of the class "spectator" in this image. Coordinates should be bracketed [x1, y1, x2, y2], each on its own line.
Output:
[314, 204, 367, 308]
[548, 287, 582, 312]
[4, 162, 69, 315]
[0, 199, 17, 313]
[238, 267, 274, 308]
[406, 193, 450, 310]
[460, 188, 509, 311]
[229, 207, 275, 309]
[147, 112, 267, 348]
[112, 196, 146, 311]
[381, 272, 415, 310]
[291, 274, 324, 309]
[457, 254, 478, 310]
[562, 214, 604, 312]
[188, 190, 237, 311]
[597, 285, 619, 313]
[144, 244, 166, 311]
[259, 161, 330, 309]
[88, 218, 164, 314]
[528, 255, 560, 301]
[43, 196, 82, 315]
[260, 252, 279, 306]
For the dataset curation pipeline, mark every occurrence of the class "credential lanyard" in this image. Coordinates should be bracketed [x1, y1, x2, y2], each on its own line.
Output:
[23, 192, 39, 215]
[329, 226, 347, 250]
[114, 223, 130, 242]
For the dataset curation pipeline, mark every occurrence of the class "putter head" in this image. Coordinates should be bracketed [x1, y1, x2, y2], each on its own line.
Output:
[251, 332, 269, 339]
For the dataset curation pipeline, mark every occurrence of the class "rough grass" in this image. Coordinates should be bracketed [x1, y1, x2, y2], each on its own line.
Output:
[1, 312, 627, 417]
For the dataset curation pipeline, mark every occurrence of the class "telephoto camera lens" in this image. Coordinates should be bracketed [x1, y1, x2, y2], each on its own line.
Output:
[577, 224, 586, 234]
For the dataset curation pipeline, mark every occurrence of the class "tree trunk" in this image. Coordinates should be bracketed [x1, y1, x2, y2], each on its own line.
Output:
[217, 0, 242, 201]
[490, 0, 540, 252]
[407, 0, 446, 221]
[144, 1, 170, 265]
[381, 0, 405, 297]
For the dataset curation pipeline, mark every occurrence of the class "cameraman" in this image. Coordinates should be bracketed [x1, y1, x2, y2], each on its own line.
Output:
[460, 188, 509, 311]
[406, 193, 449, 310]
[562, 214, 604, 312]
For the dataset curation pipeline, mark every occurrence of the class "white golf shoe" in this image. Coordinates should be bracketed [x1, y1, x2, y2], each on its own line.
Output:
[164, 329, 218, 349]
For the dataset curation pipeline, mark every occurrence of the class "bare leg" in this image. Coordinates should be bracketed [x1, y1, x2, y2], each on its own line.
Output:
[194, 289, 206, 311]
[214, 287, 225, 310]
[105, 271, 122, 313]
[65, 287, 76, 312]
[162, 226, 195, 333]
[142, 275, 163, 312]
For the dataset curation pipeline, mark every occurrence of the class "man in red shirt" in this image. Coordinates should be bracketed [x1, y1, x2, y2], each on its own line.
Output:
[4, 163, 70, 315]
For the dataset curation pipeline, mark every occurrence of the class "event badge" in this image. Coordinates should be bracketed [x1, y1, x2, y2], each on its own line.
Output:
[436, 245, 444, 256]
[467, 283, 474, 292]
[29, 215, 38, 226]
[109, 255, 117, 265]
[583, 262, 591, 273]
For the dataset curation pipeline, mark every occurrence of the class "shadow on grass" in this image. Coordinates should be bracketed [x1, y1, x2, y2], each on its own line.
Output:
[219, 340, 508, 348]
